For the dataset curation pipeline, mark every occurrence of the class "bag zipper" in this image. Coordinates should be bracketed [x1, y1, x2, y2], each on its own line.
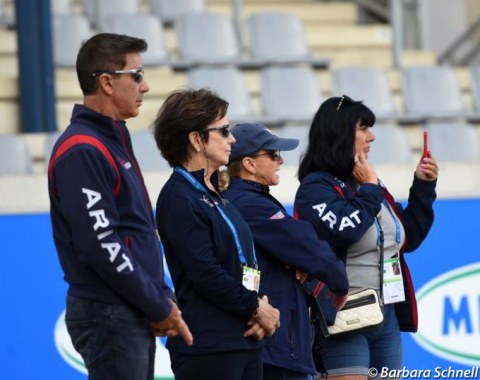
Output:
[342, 294, 377, 310]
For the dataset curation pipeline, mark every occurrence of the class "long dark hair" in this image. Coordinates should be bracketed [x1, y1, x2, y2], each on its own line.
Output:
[298, 96, 376, 181]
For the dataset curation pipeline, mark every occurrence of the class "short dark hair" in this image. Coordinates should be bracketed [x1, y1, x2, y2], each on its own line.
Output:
[298, 96, 376, 181]
[153, 88, 229, 167]
[76, 33, 147, 95]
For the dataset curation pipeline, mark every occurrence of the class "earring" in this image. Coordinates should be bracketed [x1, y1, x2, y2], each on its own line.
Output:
[196, 147, 200, 152]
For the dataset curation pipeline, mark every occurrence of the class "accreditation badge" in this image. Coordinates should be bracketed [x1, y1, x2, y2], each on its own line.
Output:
[242, 266, 261, 292]
[383, 256, 405, 304]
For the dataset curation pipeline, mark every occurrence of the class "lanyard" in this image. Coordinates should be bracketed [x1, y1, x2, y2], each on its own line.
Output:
[374, 201, 401, 249]
[174, 167, 257, 267]
[382, 200, 402, 249]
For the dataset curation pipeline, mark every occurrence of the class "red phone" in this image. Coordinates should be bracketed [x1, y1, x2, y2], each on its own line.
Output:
[422, 131, 429, 159]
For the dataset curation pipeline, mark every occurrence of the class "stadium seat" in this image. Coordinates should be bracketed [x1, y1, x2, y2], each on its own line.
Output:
[51, 0, 73, 15]
[53, 14, 93, 67]
[368, 125, 413, 164]
[469, 65, 480, 113]
[175, 12, 259, 69]
[0, 135, 34, 176]
[188, 66, 258, 123]
[260, 66, 322, 124]
[400, 66, 467, 121]
[149, 0, 205, 25]
[102, 14, 170, 66]
[44, 132, 62, 165]
[248, 12, 329, 68]
[426, 122, 480, 162]
[276, 124, 309, 167]
[82, 0, 141, 30]
[130, 130, 170, 171]
[331, 67, 399, 121]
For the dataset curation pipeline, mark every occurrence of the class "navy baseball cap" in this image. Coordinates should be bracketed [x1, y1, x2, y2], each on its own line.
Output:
[229, 123, 299, 162]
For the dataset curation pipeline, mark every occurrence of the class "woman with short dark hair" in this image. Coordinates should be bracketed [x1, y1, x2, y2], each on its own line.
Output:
[295, 95, 439, 379]
[153, 88, 280, 380]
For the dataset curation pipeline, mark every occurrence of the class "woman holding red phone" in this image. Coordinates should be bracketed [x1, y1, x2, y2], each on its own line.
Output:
[294, 95, 439, 380]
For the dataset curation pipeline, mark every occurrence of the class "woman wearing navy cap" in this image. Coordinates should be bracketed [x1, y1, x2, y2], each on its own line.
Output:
[153, 90, 280, 380]
[223, 123, 349, 380]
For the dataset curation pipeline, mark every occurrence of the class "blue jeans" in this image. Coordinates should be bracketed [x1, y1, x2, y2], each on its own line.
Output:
[316, 304, 402, 379]
[65, 295, 156, 380]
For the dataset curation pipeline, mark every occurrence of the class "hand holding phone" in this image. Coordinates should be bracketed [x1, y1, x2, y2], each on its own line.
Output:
[422, 131, 429, 159]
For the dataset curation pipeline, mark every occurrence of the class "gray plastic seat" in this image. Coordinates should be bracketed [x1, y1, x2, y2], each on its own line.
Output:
[0, 135, 34, 176]
[103, 14, 170, 66]
[130, 130, 170, 171]
[44, 132, 62, 166]
[51, 0, 73, 15]
[401, 66, 466, 121]
[175, 12, 251, 68]
[261, 66, 322, 123]
[53, 14, 93, 67]
[83, 0, 141, 29]
[469, 65, 480, 115]
[188, 67, 257, 122]
[276, 125, 309, 166]
[368, 125, 413, 164]
[248, 12, 329, 68]
[149, 0, 205, 25]
[426, 123, 480, 162]
[331, 67, 398, 120]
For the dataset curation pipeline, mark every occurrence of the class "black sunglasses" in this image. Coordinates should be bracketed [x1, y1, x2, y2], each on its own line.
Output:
[92, 68, 145, 83]
[202, 124, 231, 138]
[336, 94, 354, 111]
[250, 150, 282, 161]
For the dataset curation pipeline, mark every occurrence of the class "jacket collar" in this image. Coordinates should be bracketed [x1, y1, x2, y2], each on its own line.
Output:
[229, 177, 270, 193]
[180, 167, 222, 194]
[71, 104, 128, 140]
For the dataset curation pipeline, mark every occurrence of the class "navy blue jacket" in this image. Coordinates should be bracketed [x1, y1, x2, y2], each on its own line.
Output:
[156, 170, 261, 354]
[48, 104, 173, 322]
[224, 178, 348, 375]
[294, 171, 437, 331]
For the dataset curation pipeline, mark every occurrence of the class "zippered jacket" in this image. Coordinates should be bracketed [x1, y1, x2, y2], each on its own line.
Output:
[224, 178, 348, 374]
[48, 104, 173, 322]
[294, 171, 437, 332]
[156, 170, 261, 354]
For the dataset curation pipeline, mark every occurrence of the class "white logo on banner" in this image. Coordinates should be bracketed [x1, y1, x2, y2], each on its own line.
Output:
[413, 262, 480, 366]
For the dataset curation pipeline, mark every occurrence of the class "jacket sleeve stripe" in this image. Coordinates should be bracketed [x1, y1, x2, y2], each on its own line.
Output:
[48, 134, 121, 195]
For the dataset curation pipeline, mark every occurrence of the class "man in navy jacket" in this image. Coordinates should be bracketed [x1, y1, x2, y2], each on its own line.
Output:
[224, 123, 349, 379]
[48, 33, 191, 380]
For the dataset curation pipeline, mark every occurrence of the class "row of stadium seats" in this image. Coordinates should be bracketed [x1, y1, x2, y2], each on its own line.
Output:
[1, 120, 479, 177]
[53, 11, 329, 69]
[2, 63, 480, 135]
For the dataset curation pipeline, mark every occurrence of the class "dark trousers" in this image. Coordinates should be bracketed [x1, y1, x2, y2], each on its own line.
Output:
[263, 364, 313, 380]
[65, 295, 156, 380]
[170, 349, 263, 380]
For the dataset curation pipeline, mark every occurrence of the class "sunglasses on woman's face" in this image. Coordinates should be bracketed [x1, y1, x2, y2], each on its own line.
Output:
[202, 124, 231, 138]
[250, 150, 282, 161]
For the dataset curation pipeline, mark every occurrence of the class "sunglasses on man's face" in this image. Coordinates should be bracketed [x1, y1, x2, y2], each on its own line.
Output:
[92, 68, 145, 83]
[202, 124, 231, 138]
[250, 150, 282, 161]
